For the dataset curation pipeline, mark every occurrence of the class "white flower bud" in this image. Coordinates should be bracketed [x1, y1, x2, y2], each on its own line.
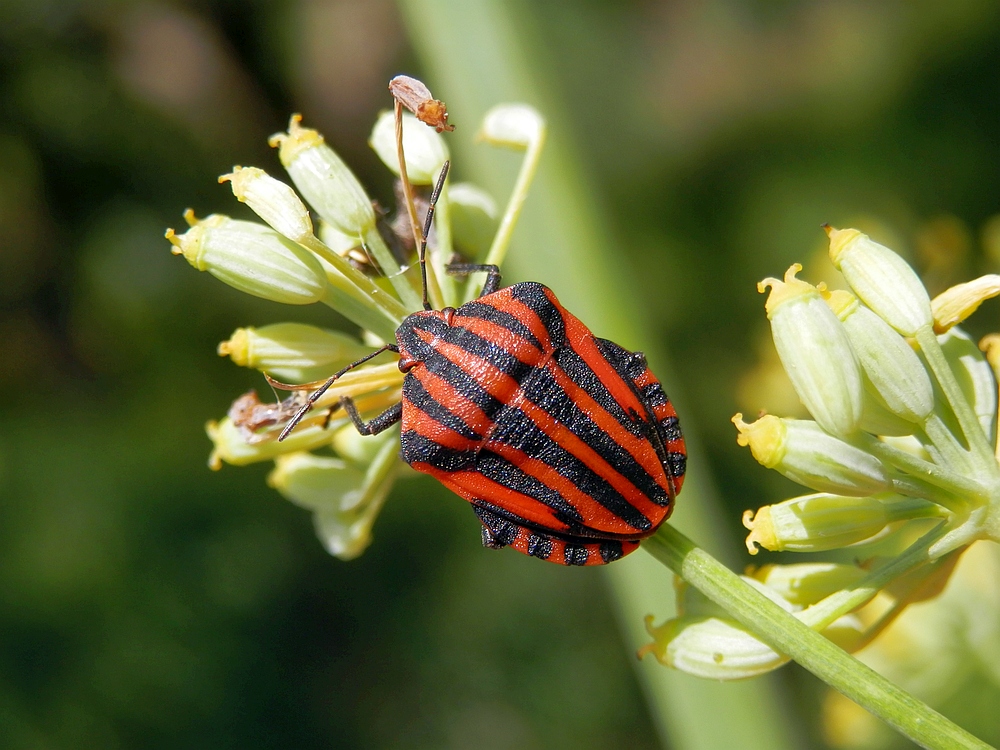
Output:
[825, 289, 933, 424]
[219, 166, 314, 243]
[166, 212, 326, 304]
[734, 414, 891, 497]
[479, 104, 545, 150]
[369, 110, 449, 184]
[826, 227, 932, 336]
[269, 115, 375, 237]
[217, 323, 372, 381]
[759, 265, 862, 437]
[640, 608, 789, 680]
[940, 328, 997, 443]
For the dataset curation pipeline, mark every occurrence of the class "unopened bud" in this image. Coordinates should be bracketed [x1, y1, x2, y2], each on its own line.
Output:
[825, 226, 932, 336]
[269, 115, 375, 237]
[759, 264, 862, 436]
[750, 562, 866, 606]
[166, 212, 326, 304]
[733, 414, 891, 496]
[219, 166, 313, 243]
[478, 103, 545, 150]
[218, 323, 372, 380]
[743, 492, 925, 554]
[448, 182, 498, 257]
[824, 289, 933, 424]
[369, 110, 449, 184]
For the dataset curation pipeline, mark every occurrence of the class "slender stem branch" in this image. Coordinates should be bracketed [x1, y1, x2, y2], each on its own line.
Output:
[861, 434, 985, 502]
[361, 225, 423, 312]
[465, 128, 546, 298]
[643, 525, 990, 750]
[923, 413, 973, 472]
[916, 325, 997, 472]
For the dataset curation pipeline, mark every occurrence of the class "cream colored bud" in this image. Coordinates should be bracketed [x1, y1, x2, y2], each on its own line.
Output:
[219, 166, 313, 243]
[733, 414, 891, 496]
[825, 226, 932, 336]
[639, 614, 788, 680]
[742, 492, 932, 554]
[750, 563, 866, 606]
[478, 104, 545, 150]
[218, 323, 372, 380]
[166, 212, 326, 304]
[369, 110, 449, 184]
[825, 289, 933, 423]
[859, 384, 918, 437]
[931, 275, 1000, 333]
[940, 328, 997, 443]
[269, 115, 375, 237]
[759, 264, 862, 436]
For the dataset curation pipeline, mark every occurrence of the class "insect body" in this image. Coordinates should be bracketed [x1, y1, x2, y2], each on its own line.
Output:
[280, 164, 685, 565]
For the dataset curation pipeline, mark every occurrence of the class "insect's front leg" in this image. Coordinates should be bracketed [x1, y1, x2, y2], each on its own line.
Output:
[340, 397, 403, 436]
[446, 262, 502, 297]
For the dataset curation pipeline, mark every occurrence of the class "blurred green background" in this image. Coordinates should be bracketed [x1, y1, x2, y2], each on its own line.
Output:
[2, 1, 1000, 748]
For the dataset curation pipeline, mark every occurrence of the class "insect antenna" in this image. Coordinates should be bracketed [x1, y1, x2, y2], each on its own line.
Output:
[276, 343, 398, 442]
[419, 160, 450, 310]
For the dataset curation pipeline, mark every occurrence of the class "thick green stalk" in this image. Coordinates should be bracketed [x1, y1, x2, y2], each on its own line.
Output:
[644, 525, 991, 750]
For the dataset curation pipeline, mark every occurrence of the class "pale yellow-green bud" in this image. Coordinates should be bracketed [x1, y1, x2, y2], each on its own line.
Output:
[166, 211, 326, 304]
[733, 414, 891, 496]
[448, 182, 498, 257]
[931, 275, 1000, 333]
[268, 452, 381, 560]
[860, 382, 920, 437]
[759, 264, 862, 437]
[219, 166, 314, 243]
[369, 110, 449, 185]
[742, 492, 925, 554]
[318, 220, 362, 257]
[269, 114, 375, 237]
[940, 327, 997, 443]
[205, 416, 332, 470]
[217, 323, 372, 381]
[825, 289, 933, 424]
[638, 614, 788, 680]
[825, 226, 932, 337]
[478, 103, 545, 150]
[749, 562, 866, 606]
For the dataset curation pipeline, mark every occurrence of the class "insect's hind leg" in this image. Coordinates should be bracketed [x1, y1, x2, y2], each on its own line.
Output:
[340, 397, 403, 436]
[446, 262, 502, 297]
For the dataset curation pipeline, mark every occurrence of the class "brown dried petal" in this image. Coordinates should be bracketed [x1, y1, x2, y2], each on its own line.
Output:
[389, 75, 455, 132]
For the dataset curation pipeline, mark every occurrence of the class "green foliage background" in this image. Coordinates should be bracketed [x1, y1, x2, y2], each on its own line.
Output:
[1, 1, 999, 747]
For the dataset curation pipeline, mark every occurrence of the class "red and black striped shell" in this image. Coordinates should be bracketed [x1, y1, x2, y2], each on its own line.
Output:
[394, 281, 686, 566]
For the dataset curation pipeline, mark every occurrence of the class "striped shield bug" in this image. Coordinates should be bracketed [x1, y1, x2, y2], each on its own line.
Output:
[279, 162, 686, 566]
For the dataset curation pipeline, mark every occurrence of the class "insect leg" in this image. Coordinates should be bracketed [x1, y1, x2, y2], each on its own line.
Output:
[340, 397, 403, 436]
[445, 263, 502, 296]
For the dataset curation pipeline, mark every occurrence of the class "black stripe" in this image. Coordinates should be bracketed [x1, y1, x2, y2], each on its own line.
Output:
[599, 540, 625, 564]
[457, 300, 543, 350]
[595, 338, 647, 380]
[510, 282, 566, 348]
[526, 533, 553, 560]
[407, 315, 536, 383]
[659, 415, 683, 443]
[518, 364, 669, 506]
[667, 451, 687, 479]
[563, 543, 589, 566]
[400, 430, 476, 472]
[474, 452, 585, 528]
[397, 323, 503, 417]
[486, 405, 654, 532]
[553, 346, 646, 438]
[403, 376, 482, 440]
[641, 381, 668, 408]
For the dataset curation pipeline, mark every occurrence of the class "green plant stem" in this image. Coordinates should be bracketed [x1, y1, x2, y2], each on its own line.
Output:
[320, 274, 401, 344]
[465, 124, 546, 299]
[644, 525, 990, 750]
[916, 325, 997, 472]
[923, 412, 974, 472]
[861, 434, 984, 504]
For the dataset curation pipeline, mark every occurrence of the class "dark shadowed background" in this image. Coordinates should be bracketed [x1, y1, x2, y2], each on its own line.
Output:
[1, 1, 999, 748]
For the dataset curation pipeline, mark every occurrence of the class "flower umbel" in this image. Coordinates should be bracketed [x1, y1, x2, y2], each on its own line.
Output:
[170, 80, 545, 560]
[643, 226, 1000, 685]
